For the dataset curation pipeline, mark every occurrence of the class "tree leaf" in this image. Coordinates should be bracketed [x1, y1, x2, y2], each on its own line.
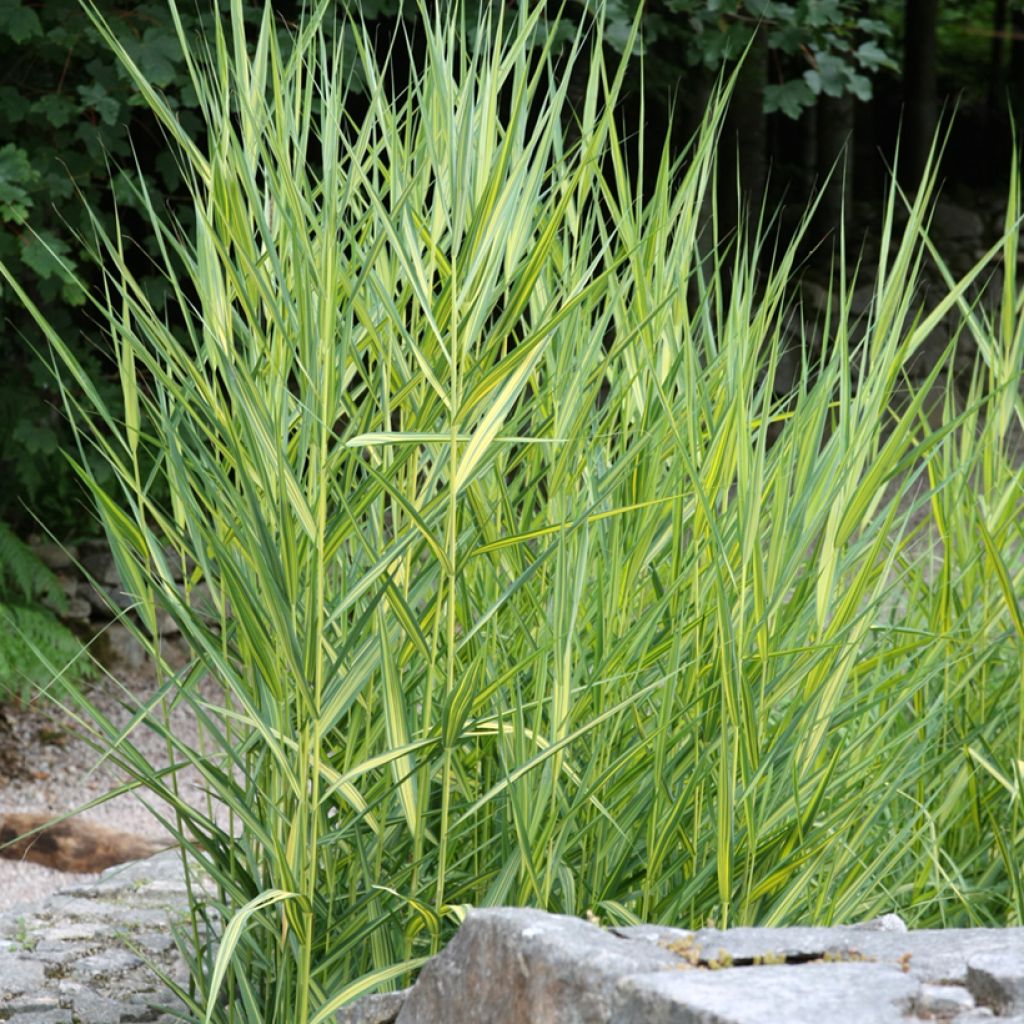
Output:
[0, 1, 42, 44]
[764, 80, 815, 119]
[20, 230, 75, 282]
[77, 82, 121, 126]
[33, 94, 77, 128]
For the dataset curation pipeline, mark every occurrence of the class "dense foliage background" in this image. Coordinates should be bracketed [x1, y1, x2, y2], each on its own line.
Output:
[0, 0, 1017, 698]
[0, 0, 1014, 540]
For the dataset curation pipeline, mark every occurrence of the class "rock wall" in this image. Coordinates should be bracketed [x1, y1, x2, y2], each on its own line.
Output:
[3, 852, 1024, 1023]
[30, 538, 204, 670]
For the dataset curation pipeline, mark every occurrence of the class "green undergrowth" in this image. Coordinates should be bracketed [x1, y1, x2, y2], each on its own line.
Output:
[1, 1, 1022, 1021]
[0, 523, 92, 702]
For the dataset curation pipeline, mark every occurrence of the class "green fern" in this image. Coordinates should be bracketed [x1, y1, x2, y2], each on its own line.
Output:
[0, 522, 92, 702]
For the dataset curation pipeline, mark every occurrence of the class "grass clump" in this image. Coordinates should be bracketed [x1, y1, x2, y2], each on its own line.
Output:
[1, 1, 1023, 1020]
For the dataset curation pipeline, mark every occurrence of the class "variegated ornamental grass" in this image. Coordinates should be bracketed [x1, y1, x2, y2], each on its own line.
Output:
[3, 1, 1024, 1020]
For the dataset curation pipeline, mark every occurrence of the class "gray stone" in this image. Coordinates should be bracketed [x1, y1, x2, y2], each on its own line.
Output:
[81, 549, 122, 587]
[336, 990, 409, 1023]
[915, 982, 976, 1015]
[389, 914, 1024, 1023]
[70, 947, 144, 981]
[90, 622, 149, 671]
[0, 954, 45, 994]
[677, 925, 1024, 986]
[854, 913, 908, 933]
[3, 994, 61, 1012]
[58, 849, 192, 897]
[3, 1012, 72, 1023]
[66, 991, 134, 1024]
[393, 907, 680, 1024]
[58, 595, 93, 623]
[966, 951, 1024, 1014]
[4, 864, 1024, 1024]
[31, 542, 77, 572]
[155, 608, 181, 636]
[933, 200, 986, 243]
[614, 962, 919, 1024]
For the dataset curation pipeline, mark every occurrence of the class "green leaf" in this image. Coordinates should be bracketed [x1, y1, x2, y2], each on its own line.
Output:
[33, 94, 77, 129]
[0, 143, 37, 224]
[855, 40, 896, 73]
[11, 419, 58, 455]
[764, 80, 815, 119]
[124, 27, 183, 88]
[804, 0, 842, 29]
[804, 52, 848, 98]
[0, 0, 42, 44]
[0, 85, 28, 124]
[77, 82, 121, 126]
[847, 72, 872, 103]
[20, 230, 75, 282]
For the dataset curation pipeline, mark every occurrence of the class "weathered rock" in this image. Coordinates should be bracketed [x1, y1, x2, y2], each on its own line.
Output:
[90, 622, 149, 671]
[915, 982, 976, 1016]
[58, 595, 93, 623]
[933, 200, 986, 244]
[80, 548, 122, 587]
[31, 542, 78, 572]
[393, 907, 680, 1024]
[375, 911, 1024, 1024]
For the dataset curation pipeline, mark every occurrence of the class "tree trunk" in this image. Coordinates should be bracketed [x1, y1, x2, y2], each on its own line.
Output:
[903, 0, 939, 187]
[721, 27, 768, 242]
[816, 94, 855, 247]
[988, 0, 1009, 118]
[1010, 9, 1024, 134]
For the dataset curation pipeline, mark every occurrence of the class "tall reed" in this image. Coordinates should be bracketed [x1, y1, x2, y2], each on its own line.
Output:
[2, 1, 1022, 1020]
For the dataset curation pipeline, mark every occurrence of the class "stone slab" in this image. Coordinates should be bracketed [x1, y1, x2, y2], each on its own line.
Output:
[614, 961, 920, 1024]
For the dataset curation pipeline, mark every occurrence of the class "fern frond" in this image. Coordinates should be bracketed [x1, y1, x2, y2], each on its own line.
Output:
[0, 522, 66, 611]
[0, 524, 92, 703]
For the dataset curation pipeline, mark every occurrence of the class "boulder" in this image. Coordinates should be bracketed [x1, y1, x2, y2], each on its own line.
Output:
[340, 909, 1024, 1024]
[933, 200, 986, 244]
[30, 542, 78, 572]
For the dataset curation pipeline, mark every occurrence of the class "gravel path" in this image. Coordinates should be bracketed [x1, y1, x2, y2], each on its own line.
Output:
[0, 632, 220, 914]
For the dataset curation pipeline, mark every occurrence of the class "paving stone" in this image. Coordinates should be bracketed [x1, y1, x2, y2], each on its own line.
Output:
[2, 995, 61, 1013]
[3, 1012, 73, 1024]
[966, 951, 1024, 1014]
[63, 984, 138, 1024]
[0, 954, 46, 994]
